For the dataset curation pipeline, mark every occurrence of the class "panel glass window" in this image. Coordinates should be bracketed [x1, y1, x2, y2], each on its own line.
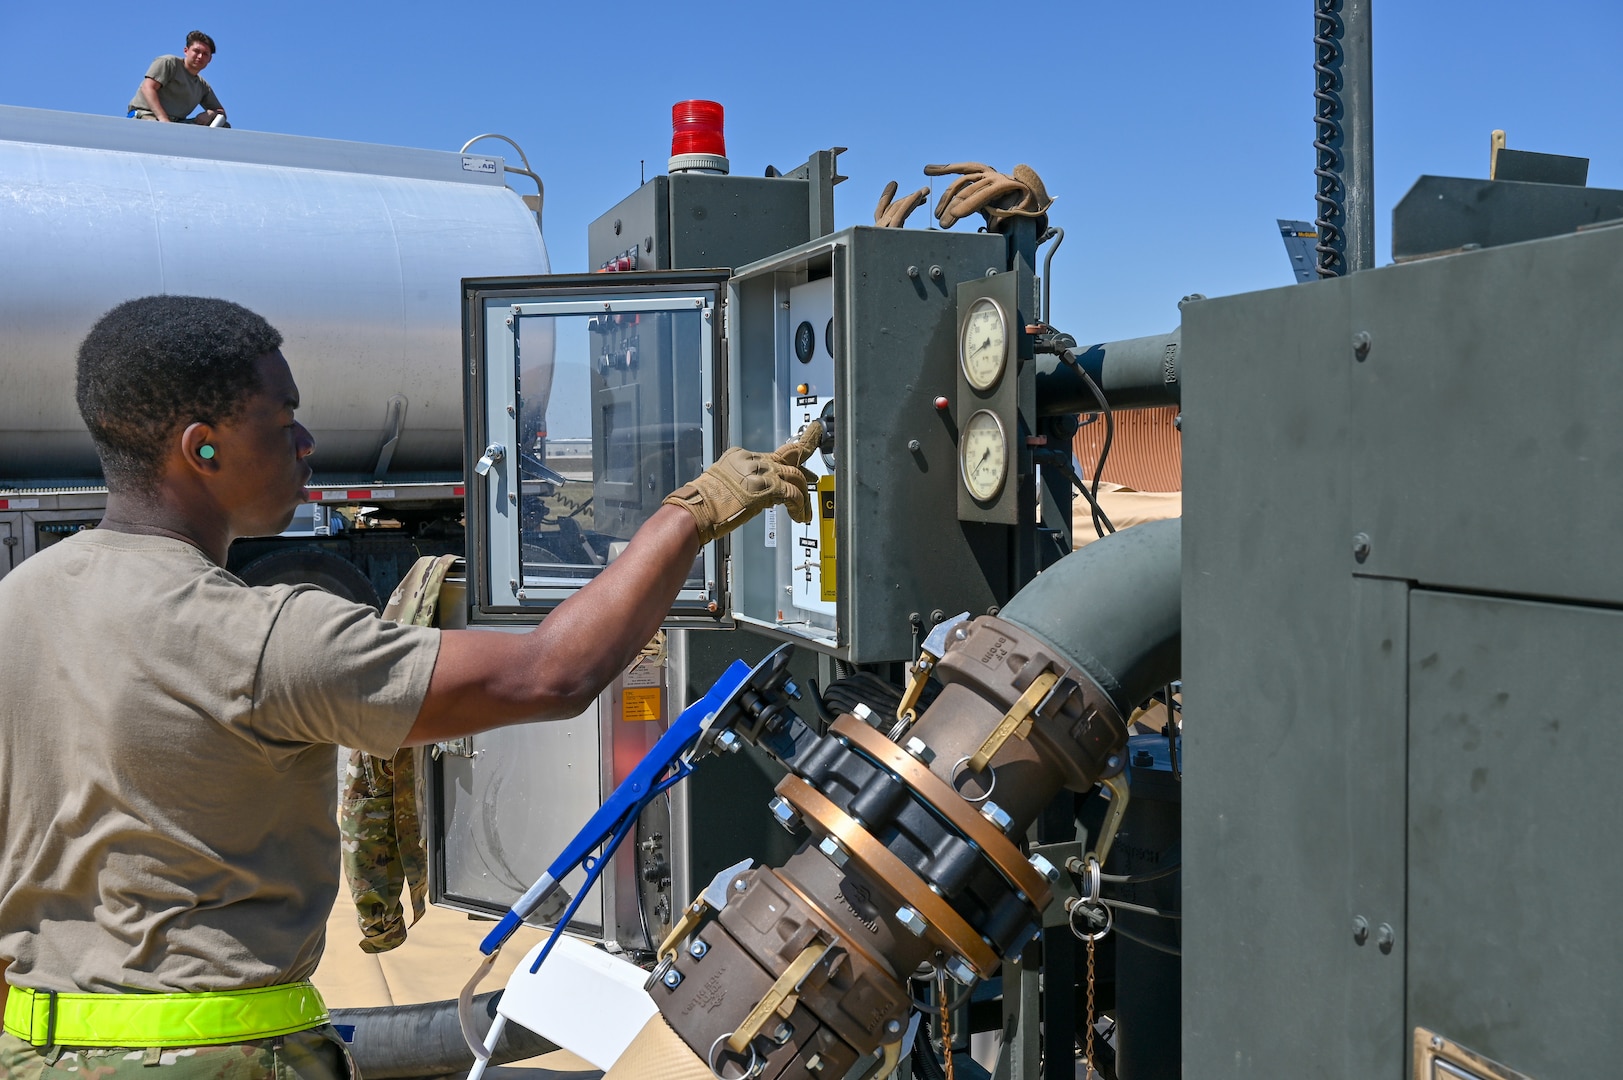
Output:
[478, 289, 717, 613]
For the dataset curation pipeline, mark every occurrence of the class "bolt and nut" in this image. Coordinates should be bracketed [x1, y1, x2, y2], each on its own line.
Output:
[768, 796, 803, 832]
[662, 968, 683, 988]
[1029, 853, 1061, 883]
[714, 730, 741, 754]
[818, 836, 850, 868]
[943, 956, 977, 986]
[895, 906, 929, 937]
[904, 736, 936, 765]
[979, 801, 1013, 831]
[689, 939, 709, 959]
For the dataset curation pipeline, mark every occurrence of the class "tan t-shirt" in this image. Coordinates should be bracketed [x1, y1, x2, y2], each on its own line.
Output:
[0, 530, 440, 993]
[127, 55, 222, 121]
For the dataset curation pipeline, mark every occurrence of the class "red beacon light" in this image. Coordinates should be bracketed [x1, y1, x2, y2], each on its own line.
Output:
[669, 99, 730, 176]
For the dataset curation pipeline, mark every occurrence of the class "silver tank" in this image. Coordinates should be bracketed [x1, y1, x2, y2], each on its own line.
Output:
[0, 105, 551, 480]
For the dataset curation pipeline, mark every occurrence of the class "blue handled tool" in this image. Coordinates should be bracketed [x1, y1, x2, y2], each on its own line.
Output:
[477, 657, 753, 960]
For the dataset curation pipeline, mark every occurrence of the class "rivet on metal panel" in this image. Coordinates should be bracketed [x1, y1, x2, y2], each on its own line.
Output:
[907, 266, 921, 280]
[506, 405, 515, 417]
[930, 609, 945, 624]
[1376, 923, 1395, 954]
[695, 298, 704, 307]
[1352, 915, 1369, 945]
[780, 301, 791, 310]
[986, 268, 999, 276]
[928, 265, 944, 281]
[644, 237, 653, 253]
[908, 439, 921, 452]
[613, 218, 622, 235]
[1352, 532, 1372, 563]
[1353, 330, 1372, 361]
[1173, 413, 1182, 430]
[509, 579, 520, 594]
[509, 493, 517, 505]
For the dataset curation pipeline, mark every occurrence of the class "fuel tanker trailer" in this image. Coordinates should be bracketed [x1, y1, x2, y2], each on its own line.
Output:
[0, 104, 553, 603]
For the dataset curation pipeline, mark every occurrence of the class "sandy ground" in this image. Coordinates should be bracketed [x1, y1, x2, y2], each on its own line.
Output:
[313, 887, 598, 1076]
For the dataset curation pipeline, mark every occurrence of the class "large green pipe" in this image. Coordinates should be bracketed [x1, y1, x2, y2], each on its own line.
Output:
[998, 517, 1181, 717]
[1035, 329, 1181, 415]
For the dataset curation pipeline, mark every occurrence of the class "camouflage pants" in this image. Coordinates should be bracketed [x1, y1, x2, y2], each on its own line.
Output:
[0, 1028, 350, 1080]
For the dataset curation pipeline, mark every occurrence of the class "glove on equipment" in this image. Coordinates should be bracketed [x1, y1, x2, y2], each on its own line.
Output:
[874, 179, 932, 228]
[924, 161, 1055, 230]
[663, 421, 823, 543]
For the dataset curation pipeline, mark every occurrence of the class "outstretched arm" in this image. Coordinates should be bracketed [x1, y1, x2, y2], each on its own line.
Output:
[403, 506, 701, 744]
[402, 421, 823, 745]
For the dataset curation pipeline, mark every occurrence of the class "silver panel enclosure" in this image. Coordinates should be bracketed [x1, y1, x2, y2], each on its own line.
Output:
[0, 105, 550, 480]
[1182, 221, 1623, 1077]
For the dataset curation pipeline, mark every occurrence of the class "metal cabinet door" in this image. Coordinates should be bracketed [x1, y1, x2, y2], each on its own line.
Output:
[462, 270, 730, 627]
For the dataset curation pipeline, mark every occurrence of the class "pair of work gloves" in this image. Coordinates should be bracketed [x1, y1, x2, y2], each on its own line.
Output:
[875, 162, 1054, 231]
[664, 420, 824, 543]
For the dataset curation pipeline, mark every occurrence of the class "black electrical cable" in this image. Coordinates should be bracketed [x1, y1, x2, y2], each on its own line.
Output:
[1069, 463, 1116, 537]
[1060, 348, 1115, 538]
[911, 1036, 950, 1080]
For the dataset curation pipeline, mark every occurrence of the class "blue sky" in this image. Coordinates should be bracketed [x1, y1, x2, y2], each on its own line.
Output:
[5, 1, 1617, 344]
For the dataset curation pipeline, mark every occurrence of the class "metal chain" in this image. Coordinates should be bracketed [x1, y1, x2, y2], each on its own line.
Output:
[938, 969, 955, 1080]
[1083, 935, 1097, 1078]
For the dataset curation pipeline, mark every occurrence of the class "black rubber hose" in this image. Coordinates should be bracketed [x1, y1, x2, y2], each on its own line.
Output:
[998, 518, 1181, 718]
[331, 990, 560, 1079]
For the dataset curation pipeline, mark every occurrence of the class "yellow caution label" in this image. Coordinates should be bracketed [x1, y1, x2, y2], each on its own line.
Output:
[623, 687, 662, 721]
[818, 475, 837, 603]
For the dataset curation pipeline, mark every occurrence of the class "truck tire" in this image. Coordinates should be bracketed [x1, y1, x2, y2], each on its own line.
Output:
[236, 548, 382, 609]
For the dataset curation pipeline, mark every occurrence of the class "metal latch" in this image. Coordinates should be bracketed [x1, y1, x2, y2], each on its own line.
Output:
[432, 738, 475, 758]
[473, 443, 505, 476]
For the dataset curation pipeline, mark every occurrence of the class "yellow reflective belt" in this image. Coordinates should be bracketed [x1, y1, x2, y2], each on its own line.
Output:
[2, 982, 328, 1048]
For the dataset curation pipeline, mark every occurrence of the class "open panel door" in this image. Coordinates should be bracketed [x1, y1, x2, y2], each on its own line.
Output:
[462, 270, 731, 626]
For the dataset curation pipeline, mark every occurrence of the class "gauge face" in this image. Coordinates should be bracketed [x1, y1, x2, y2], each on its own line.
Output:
[959, 410, 1008, 502]
[795, 320, 816, 363]
[959, 297, 1009, 391]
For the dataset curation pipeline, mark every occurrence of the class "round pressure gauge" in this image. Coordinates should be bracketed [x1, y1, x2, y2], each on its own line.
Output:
[959, 296, 1010, 391]
[795, 320, 816, 363]
[959, 410, 1009, 502]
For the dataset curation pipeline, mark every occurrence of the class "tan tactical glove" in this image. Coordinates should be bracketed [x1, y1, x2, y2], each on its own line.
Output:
[874, 179, 932, 228]
[663, 421, 823, 543]
[923, 162, 1055, 230]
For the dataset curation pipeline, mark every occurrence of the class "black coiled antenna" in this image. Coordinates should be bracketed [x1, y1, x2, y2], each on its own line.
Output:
[1313, 0, 1346, 278]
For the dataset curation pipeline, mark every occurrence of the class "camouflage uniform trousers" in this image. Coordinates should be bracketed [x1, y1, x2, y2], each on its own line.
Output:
[338, 747, 426, 954]
[337, 554, 459, 955]
[0, 1027, 351, 1080]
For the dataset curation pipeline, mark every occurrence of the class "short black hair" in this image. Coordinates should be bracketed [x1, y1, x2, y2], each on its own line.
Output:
[186, 30, 216, 55]
[76, 296, 282, 493]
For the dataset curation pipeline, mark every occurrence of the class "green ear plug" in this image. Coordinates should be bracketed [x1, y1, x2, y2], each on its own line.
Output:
[199, 445, 216, 460]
